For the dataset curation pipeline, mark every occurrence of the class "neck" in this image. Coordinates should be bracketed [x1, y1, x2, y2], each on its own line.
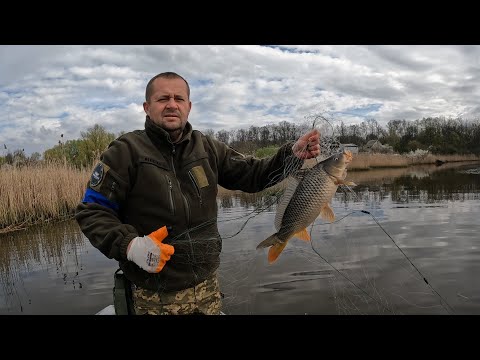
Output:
[168, 129, 183, 143]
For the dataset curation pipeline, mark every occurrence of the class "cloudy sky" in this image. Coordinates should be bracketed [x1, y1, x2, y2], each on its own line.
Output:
[1, 45, 479, 156]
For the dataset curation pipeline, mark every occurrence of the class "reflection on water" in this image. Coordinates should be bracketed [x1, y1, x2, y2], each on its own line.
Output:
[217, 161, 480, 315]
[0, 220, 117, 314]
[1, 161, 480, 314]
[347, 162, 480, 205]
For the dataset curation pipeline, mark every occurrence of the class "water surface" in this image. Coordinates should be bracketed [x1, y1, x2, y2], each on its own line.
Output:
[1, 161, 479, 315]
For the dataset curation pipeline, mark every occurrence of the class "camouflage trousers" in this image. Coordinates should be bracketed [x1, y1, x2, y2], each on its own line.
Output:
[132, 274, 222, 315]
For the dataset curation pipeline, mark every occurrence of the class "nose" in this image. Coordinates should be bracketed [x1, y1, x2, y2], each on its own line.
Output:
[166, 97, 177, 109]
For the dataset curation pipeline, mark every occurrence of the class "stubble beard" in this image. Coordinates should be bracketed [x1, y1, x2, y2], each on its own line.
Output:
[165, 123, 185, 143]
[156, 115, 184, 143]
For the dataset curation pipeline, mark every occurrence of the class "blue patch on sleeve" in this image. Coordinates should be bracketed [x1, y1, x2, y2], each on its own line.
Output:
[82, 188, 119, 212]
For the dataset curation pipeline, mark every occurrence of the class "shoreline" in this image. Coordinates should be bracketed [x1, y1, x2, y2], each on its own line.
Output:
[1, 155, 479, 235]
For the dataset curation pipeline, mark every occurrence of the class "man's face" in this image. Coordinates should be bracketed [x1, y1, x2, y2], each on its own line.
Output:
[143, 77, 192, 139]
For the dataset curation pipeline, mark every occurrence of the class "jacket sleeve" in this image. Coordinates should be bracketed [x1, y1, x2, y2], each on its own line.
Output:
[207, 137, 303, 193]
[75, 136, 138, 262]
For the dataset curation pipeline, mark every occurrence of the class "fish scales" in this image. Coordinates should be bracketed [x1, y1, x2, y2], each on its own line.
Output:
[277, 165, 338, 241]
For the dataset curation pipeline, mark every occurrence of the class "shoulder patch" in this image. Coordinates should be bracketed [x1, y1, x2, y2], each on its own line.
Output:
[90, 162, 106, 187]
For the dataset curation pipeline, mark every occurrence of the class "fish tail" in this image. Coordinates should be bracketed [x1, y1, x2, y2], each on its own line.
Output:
[256, 233, 289, 264]
[268, 242, 288, 263]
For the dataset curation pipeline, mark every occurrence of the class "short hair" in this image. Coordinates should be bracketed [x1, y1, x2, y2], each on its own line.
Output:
[145, 72, 190, 102]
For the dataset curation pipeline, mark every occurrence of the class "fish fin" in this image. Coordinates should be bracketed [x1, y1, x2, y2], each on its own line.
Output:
[293, 228, 310, 242]
[320, 203, 336, 222]
[344, 150, 353, 162]
[256, 234, 280, 249]
[268, 241, 288, 263]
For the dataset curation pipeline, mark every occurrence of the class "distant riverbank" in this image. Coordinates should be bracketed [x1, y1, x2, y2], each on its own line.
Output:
[217, 153, 480, 197]
[346, 152, 480, 171]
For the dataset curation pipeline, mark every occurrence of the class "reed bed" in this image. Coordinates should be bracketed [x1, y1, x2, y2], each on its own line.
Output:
[0, 162, 90, 233]
[348, 153, 407, 170]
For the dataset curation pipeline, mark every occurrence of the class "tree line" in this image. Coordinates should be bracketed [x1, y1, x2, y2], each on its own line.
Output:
[1, 116, 480, 169]
[206, 116, 480, 155]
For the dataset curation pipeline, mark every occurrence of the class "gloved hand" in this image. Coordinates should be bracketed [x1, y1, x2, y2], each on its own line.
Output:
[126, 226, 175, 273]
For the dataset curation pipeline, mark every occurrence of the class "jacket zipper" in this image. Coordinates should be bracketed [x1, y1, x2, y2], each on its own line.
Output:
[170, 144, 190, 226]
[188, 171, 203, 206]
[166, 175, 175, 215]
[171, 143, 198, 284]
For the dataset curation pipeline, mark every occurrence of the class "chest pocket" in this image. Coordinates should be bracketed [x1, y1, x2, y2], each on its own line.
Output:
[187, 165, 209, 206]
[183, 153, 216, 207]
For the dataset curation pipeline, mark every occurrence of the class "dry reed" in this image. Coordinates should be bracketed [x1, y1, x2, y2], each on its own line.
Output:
[0, 162, 90, 233]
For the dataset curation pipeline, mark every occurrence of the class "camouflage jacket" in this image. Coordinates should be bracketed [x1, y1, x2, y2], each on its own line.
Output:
[75, 116, 297, 292]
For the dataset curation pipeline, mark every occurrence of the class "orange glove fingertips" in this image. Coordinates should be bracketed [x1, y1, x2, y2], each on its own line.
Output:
[148, 227, 174, 273]
[155, 244, 175, 272]
[148, 226, 168, 245]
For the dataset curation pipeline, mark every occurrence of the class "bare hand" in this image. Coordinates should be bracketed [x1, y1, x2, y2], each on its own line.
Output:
[292, 129, 321, 159]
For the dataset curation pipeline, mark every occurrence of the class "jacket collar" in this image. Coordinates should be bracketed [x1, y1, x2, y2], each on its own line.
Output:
[145, 116, 193, 145]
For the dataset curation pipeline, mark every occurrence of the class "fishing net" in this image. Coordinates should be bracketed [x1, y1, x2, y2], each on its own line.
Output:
[215, 112, 456, 315]
[1, 112, 465, 315]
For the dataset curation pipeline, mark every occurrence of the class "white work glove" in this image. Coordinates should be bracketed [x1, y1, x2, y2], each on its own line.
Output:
[126, 226, 175, 273]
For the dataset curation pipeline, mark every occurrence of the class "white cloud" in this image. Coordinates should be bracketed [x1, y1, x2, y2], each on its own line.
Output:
[1, 45, 479, 155]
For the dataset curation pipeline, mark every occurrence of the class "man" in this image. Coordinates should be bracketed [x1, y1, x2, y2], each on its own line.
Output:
[76, 72, 320, 315]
